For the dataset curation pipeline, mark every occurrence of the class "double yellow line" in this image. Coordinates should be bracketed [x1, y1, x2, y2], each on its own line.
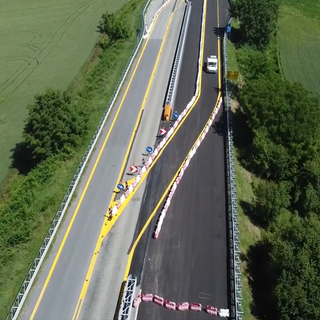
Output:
[123, 0, 222, 279]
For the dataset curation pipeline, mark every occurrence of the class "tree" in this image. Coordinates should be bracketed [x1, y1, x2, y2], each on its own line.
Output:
[236, 45, 272, 80]
[232, 0, 279, 49]
[267, 213, 320, 320]
[253, 180, 291, 225]
[238, 75, 320, 181]
[23, 89, 88, 164]
[98, 11, 131, 42]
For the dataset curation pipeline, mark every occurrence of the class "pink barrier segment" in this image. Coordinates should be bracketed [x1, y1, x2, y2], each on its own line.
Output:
[133, 295, 141, 308]
[177, 302, 189, 311]
[206, 305, 218, 316]
[153, 295, 164, 306]
[164, 300, 176, 310]
[141, 293, 153, 302]
[190, 303, 202, 312]
[133, 293, 229, 317]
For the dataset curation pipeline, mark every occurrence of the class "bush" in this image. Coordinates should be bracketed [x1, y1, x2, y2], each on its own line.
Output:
[23, 90, 88, 165]
[232, 0, 279, 49]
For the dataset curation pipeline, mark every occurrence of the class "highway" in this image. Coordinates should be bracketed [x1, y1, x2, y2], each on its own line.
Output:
[129, 0, 231, 319]
[19, 1, 186, 319]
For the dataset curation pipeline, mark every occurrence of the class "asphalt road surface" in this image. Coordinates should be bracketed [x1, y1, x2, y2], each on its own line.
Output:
[129, 0, 231, 319]
[19, 1, 184, 319]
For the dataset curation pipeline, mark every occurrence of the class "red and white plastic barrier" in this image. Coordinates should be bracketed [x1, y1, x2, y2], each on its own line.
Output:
[109, 0, 209, 217]
[206, 305, 218, 316]
[190, 303, 202, 312]
[141, 293, 153, 302]
[177, 302, 189, 311]
[133, 293, 229, 317]
[153, 295, 165, 306]
[152, 98, 222, 239]
[164, 300, 176, 310]
[133, 295, 142, 308]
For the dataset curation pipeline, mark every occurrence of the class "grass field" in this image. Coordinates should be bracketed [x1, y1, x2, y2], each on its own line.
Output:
[0, 0, 129, 185]
[277, 0, 320, 95]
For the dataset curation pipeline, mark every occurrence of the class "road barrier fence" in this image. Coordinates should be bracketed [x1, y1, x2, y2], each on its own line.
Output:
[223, 17, 243, 320]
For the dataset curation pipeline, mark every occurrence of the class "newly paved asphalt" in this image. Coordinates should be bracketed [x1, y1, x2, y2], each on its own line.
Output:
[19, 1, 182, 319]
[130, 0, 230, 319]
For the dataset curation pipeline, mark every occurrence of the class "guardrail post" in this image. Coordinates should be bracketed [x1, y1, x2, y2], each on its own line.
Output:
[223, 18, 243, 320]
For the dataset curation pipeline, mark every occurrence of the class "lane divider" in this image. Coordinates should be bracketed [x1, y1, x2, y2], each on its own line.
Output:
[153, 98, 222, 239]
[133, 293, 230, 317]
[109, 0, 206, 218]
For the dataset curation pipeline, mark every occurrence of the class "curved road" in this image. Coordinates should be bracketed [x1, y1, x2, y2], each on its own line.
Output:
[19, 1, 185, 319]
[128, 0, 231, 319]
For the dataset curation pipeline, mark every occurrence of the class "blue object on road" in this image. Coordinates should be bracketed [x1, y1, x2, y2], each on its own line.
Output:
[146, 146, 153, 153]
[173, 112, 179, 120]
[117, 183, 125, 191]
[226, 25, 231, 33]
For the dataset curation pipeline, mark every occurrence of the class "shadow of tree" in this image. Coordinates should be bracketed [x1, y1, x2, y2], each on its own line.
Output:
[231, 107, 252, 150]
[229, 27, 242, 46]
[246, 241, 279, 320]
[212, 112, 225, 136]
[11, 142, 36, 175]
[214, 26, 225, 38]
[240, 199, 269, 229]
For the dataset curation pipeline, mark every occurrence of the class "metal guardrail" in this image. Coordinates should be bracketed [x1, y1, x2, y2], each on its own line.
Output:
[118, 275, 137, 320]
[5, 1, 153, 319]
[165, 0, 191, 106]
[222, 18, 244, 320]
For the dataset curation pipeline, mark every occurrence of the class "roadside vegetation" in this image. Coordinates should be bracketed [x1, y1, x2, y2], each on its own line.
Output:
[0, 0, 145, 317]
[228, 0, 320, 319]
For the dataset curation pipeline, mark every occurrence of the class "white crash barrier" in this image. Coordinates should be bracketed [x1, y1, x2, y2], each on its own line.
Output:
[177, 302, 189, 311]
[219, 309, 230, 318]
[109, 0, 209, 218]
[153, 295, 165, 306]
[189, 303, 202, 312]
[133, 295, 142, 308]
[206, 305, 218, 316]
[152, 98, 222, 239]
[164, 300, 176, 310]
[141, 293, 153, 302]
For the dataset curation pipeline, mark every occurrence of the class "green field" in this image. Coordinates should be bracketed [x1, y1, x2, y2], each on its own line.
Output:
[277, 0, 320, 95]
[0, 0, 128, 185]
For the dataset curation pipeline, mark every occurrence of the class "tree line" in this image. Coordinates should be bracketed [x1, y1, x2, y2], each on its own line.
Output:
[231, 0, 320, 319]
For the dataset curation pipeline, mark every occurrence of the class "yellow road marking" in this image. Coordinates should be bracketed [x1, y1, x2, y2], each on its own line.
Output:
[29, 1, 174, 319]
[123, 0, 223, 280]
[71, 2, 186, 320]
